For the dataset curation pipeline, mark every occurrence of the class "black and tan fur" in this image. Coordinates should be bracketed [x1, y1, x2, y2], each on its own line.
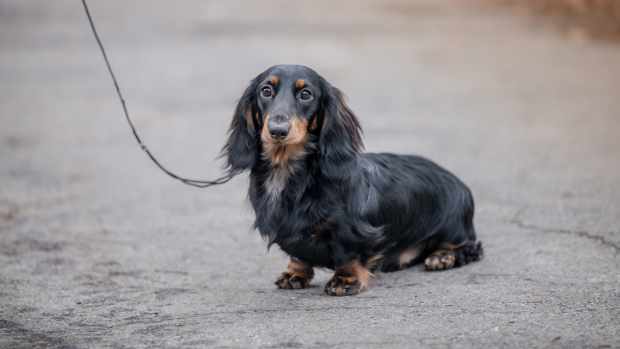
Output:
[222, 65, 483, 296]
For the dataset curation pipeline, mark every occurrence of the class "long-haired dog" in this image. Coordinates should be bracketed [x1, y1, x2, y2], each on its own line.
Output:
[222, 65, 483, 296]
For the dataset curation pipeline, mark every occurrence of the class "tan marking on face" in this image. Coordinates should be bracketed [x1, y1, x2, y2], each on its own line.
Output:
[269, 75, 279, 86]
[288, 116, 308, 144]
[398, 246, 422, 268]
[295, 79, 305, 89]
[261, 115, 309, 167]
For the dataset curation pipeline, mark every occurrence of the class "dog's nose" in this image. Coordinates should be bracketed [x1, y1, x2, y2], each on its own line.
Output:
[268, 114, 290, 140]
[270, 126, 289, 140]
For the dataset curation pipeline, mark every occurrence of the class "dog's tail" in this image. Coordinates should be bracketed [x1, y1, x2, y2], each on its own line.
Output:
[454, 240, 484, 267]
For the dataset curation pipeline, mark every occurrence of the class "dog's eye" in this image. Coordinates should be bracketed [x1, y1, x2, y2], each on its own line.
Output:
[261, 86, 273, 98]
[298, 89, 313, 101]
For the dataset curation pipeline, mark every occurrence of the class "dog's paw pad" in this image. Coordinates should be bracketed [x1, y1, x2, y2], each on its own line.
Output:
[324, 275, 366, 296]
[275, 272, 311, 289]
[424, 251, 456, 271]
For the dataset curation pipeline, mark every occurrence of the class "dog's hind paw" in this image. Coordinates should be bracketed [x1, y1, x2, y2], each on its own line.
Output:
[424, 250, 456, 271]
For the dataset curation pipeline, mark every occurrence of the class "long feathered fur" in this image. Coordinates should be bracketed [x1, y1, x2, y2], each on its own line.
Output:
[222, 65, 482, 273]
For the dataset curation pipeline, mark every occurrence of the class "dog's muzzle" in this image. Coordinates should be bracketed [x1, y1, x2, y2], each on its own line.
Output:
[268, 114, 290, 140]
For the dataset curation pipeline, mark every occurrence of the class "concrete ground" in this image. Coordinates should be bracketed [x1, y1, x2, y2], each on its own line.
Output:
[1, 1, 619, 348]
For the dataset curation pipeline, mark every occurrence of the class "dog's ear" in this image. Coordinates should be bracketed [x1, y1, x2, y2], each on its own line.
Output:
[221, 78, 262, 173]
[317, 84, 364, 178]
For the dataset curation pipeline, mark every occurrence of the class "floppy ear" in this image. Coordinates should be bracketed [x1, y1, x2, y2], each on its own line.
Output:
[221, 79, 262, 174]
[317, 84, 364, 178]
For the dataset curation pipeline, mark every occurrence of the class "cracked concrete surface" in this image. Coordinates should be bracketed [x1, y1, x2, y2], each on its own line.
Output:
[1, 0, 619, 348]
[509, 209, 620, 255]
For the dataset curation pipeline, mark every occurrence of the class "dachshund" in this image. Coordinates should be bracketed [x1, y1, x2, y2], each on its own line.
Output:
[222, 65, 483, 296]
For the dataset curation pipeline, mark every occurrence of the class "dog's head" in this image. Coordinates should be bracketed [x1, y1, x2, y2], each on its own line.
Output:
[222, 65, 363, 176]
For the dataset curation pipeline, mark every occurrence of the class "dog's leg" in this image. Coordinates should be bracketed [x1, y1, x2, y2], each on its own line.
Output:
[324, 260, 372, 296]
[275, 258, 314, 289]
[424, 241, 483, 271]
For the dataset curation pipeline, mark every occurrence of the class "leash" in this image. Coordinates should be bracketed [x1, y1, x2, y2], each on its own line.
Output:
[81, 0, 235, 188]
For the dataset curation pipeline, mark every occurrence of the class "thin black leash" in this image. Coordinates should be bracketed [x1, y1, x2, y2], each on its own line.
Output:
[81, 0, 235, 188]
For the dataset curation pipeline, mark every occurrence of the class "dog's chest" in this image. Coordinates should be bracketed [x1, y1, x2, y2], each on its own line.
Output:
[264, 166, 290, 201]
[253, 171, 338, 268]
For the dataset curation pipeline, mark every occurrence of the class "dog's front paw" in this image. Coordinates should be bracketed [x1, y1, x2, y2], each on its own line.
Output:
[324, 275, 366, 296]
[275, 272, 312, 289]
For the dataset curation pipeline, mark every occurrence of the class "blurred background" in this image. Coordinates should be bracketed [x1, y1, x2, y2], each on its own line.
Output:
[1, 1, 619, 348]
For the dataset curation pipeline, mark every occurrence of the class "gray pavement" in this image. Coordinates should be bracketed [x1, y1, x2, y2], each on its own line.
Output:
[1, 1, 619, 348]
